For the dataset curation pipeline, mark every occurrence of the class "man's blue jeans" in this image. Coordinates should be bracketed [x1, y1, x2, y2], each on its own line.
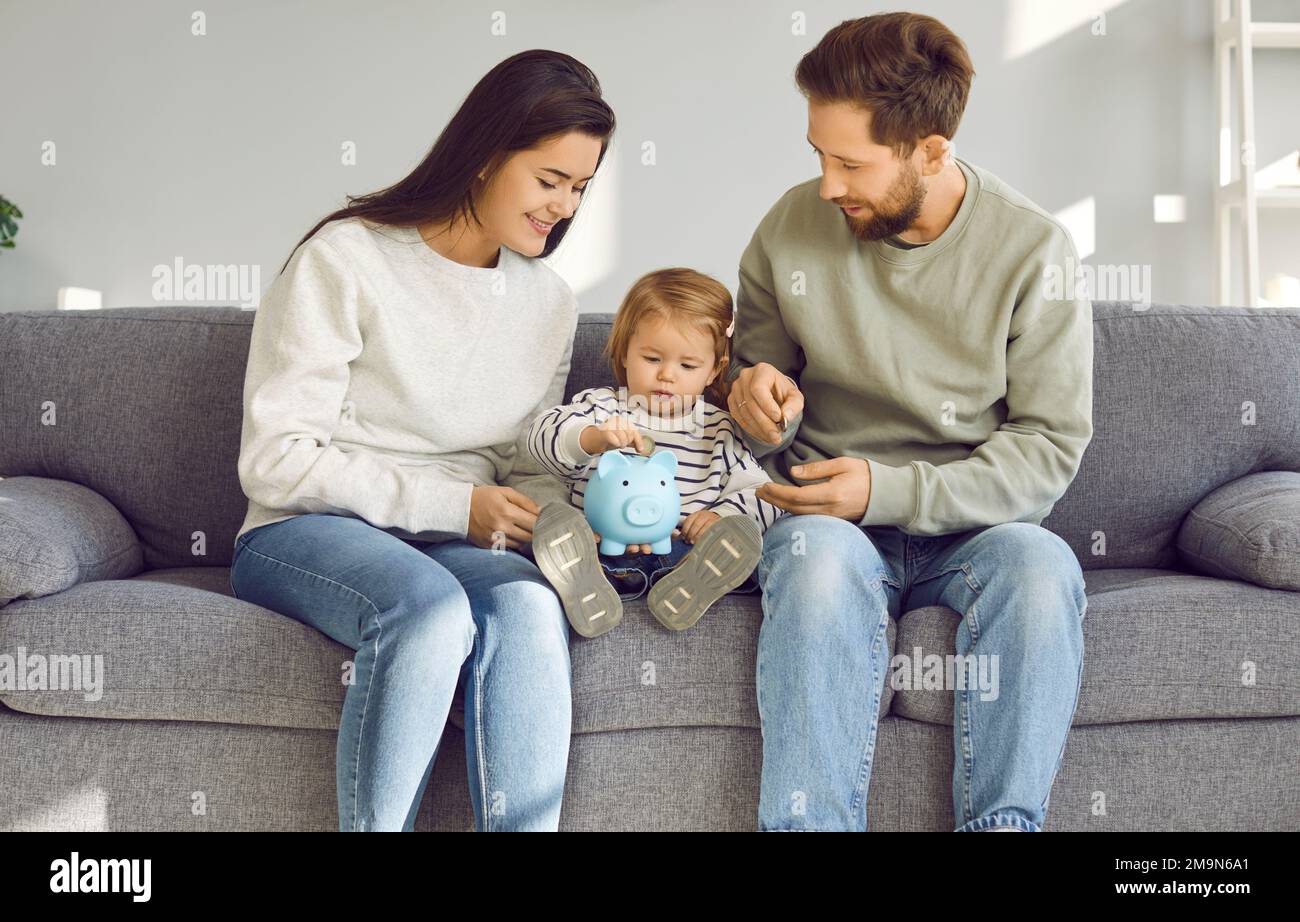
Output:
[753, 513, 1087, 832]
[229, 512, 571, 831]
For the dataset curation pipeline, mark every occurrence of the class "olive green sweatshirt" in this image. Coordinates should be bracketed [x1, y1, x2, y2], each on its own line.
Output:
[727, 157, 1093, 536]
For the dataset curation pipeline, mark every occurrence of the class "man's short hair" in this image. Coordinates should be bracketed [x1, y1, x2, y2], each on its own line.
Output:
[795, 12, 975, 158]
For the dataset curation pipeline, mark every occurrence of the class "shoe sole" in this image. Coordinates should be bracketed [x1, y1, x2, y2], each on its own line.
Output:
[532, 503, 624, 638]
[648, 515, 761, 631]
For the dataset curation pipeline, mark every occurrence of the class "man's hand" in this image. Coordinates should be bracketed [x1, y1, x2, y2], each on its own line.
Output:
[679, 509, 721, 543]
[756, 457, 873, 521]
[468, 485, 540, 550]
[729, 363, 804, 446]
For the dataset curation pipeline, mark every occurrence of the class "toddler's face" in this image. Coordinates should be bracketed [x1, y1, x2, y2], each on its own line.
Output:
[623, 315, 721, 414]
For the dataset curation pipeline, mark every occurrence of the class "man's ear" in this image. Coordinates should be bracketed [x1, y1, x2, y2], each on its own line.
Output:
[916, 134, 953, 177]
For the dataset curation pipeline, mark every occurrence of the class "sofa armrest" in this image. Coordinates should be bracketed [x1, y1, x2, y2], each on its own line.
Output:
[0, 476, 143, 607]
[1176, 471, 1300, 591]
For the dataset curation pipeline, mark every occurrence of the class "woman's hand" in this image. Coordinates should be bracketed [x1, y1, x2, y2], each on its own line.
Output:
[579, 417, 648, 456]
[467, 485, 539, 551]
[729, 363, 804, 446]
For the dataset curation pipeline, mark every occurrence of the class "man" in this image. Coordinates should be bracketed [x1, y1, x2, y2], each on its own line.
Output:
[727, 11, 1093, 832]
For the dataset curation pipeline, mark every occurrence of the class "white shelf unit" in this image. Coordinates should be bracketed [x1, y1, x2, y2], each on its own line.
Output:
[1213, 0, 1300, 307]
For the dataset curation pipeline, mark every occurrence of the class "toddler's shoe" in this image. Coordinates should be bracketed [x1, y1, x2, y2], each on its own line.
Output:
[532, 502, 624, 638]
[648, 515, 762, 631]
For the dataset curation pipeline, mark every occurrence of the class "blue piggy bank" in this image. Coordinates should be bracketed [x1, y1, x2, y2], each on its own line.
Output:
[584, 449, 681, 556]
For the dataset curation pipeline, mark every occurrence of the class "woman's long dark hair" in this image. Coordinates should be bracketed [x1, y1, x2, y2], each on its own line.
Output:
[280, 49, 615, 274]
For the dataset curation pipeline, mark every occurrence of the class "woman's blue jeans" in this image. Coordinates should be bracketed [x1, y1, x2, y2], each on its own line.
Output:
[753, 514, 1087, 832]
[595, 536, 761, 601]
[228, 512, 572, 831]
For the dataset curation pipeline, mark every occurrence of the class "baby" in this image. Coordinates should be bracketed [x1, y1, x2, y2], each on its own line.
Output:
[526, 268, 784, 638]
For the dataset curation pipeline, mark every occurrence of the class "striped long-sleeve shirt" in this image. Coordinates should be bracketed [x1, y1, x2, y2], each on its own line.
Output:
[526, 386, 784, 534]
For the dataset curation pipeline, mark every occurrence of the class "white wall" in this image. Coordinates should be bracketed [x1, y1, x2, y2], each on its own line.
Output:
[2, 0, 1298, 313]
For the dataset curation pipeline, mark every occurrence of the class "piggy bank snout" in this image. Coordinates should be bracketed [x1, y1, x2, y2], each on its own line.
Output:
[622, 495, 663, 526]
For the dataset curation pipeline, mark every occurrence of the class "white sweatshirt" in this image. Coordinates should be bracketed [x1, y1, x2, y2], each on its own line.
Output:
[235, 217, 577, 545]
[526, 386, 784, 534]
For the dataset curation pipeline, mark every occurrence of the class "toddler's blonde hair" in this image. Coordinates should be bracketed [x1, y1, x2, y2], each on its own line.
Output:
[602, 268, 735, 409]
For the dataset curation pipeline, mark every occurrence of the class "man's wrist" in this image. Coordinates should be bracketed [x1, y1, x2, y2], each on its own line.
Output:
[858, 458, 918, 528]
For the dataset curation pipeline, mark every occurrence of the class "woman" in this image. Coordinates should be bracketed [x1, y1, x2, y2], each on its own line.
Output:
[228, 49, 615, 831]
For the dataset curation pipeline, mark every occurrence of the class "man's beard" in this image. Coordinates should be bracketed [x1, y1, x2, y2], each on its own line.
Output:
[838, 160, 927, 242]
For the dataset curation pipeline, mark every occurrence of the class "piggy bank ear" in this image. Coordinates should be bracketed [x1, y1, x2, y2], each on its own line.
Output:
[596, 449, 633, 481]
[648, 449, 678, 477]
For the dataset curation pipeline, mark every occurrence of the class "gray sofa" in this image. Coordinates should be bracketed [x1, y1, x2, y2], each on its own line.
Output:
[1, 302, 1297, 831]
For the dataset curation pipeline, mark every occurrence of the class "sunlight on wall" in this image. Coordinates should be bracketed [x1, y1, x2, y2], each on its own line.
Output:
[56, 287, 103, 310]
[1053, 195, 1096, 260]
[1003, 0, 1130, 61]
[545, 142, 619, 298]
[1219, 126, 1233, 187]
[1257, 150, 1300, 189]
[1153, 194, 1187, 223]
[1219, 144, 1299, 189]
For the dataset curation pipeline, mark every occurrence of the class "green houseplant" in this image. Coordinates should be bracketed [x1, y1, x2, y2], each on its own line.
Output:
[1, 195, 22, 250]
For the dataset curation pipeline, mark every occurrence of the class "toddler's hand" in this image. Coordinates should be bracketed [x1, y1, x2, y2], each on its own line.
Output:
[679, 510, 721, 544]
[580, 418, 648, 456]
[591, 530, 656, 555]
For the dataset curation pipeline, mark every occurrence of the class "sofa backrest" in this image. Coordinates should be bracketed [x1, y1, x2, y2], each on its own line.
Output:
[1045, 301, 1300, 564]
[549, 304, 1300, 573]
[2, 302, 1298, 571]
[1, 308, 252, 569]
[1044, 302, 1299, 569]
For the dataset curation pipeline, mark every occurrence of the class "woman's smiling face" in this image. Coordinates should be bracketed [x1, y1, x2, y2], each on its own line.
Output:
[481, 131, 603, 257]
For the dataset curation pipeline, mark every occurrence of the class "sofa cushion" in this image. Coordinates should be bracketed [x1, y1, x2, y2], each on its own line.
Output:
[1177, 471, 1300, 591]
[0, 568, 345, 728]
[0, 566, 895, 733]
[562, 590, 894, 735]
[0, 476, 143, 606]
[890, 568, 1300, 726]
[7, 563, 1297, 733]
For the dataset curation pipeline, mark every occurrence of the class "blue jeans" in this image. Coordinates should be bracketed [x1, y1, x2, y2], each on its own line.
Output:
[753, 514, 1087, 832]
[591, 536, 761, 601]
[228, 512, 572, 831]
